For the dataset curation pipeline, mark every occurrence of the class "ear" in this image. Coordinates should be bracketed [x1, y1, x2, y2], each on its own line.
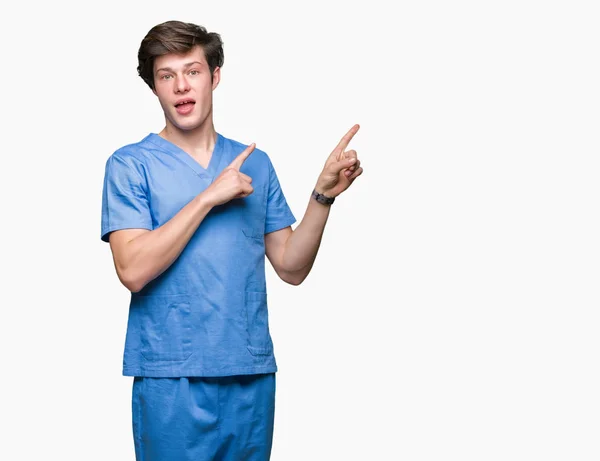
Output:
[212, 67, 221, 90]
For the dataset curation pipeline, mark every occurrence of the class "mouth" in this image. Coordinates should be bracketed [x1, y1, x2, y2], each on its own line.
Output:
[174, 99, 196, 115]
[175, 98, 196, 107]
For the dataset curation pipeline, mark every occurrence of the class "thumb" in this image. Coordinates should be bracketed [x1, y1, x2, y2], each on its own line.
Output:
[229, 143, 256, 170]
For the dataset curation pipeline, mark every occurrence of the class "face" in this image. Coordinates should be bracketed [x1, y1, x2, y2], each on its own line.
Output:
[152, 46, 220, 133]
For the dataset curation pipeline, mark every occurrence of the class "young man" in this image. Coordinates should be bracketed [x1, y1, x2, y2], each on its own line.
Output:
[101, 20, 363, 460]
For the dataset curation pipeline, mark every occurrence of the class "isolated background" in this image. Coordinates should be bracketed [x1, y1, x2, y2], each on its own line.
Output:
[1, 0, 599, 460]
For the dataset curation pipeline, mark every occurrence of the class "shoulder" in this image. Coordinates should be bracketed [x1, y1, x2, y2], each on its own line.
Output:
[104, 134, 156, 173]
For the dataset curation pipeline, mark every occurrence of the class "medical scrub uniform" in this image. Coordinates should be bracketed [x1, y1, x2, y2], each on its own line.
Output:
[100, 132, 296, 460]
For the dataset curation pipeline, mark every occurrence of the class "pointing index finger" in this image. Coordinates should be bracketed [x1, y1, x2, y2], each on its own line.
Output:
[229, 143, 256, 170]
[334, 124, 360, 160]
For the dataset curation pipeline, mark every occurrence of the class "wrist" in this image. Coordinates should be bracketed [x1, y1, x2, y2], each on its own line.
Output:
[311, 188, 335, 205]
[196, 190, 217, 209]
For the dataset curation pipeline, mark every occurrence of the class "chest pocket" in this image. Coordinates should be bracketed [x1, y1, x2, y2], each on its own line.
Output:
[226, 187, 267, 240]
[243, 189, 267, 240]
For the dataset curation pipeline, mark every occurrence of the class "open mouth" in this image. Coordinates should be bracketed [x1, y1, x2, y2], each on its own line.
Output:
[175, 99, 195, 107]
[175, 99, 196, 114]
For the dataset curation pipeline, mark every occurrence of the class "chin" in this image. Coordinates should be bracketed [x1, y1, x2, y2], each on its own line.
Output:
[168, 119, 200, 133]
[171, 113, 208, 131]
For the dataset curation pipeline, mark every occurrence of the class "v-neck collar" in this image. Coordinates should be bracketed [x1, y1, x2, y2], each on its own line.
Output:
[146, 132, 224, 179]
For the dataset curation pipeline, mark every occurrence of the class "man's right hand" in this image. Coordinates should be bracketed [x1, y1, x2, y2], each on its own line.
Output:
[204, 143, 256, 206]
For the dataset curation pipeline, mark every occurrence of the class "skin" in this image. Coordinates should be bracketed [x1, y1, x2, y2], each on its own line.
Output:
[108, 45, 363, 292]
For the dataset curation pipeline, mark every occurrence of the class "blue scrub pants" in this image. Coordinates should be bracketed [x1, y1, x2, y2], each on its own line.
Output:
[132, 373, 276, 461]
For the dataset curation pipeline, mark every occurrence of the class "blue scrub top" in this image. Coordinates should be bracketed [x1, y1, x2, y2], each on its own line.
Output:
[101, 133, 296, 377]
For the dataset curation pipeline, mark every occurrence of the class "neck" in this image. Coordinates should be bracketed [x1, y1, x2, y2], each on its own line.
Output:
[159, 118, 217, 156]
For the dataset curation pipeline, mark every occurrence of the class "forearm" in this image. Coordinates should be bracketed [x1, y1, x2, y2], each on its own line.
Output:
[280, 196, 331, 278]
[115, 192, 214, 291]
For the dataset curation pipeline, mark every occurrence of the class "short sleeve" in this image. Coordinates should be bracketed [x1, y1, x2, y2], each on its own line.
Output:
[101, 154, 153, 242]
[265, 157, 296, 234]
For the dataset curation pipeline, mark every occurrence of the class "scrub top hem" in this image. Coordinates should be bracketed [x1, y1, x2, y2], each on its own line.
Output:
[123, 364, 278, 378]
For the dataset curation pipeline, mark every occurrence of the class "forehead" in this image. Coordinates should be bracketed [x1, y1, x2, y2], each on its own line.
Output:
[154, 46, 207, 72]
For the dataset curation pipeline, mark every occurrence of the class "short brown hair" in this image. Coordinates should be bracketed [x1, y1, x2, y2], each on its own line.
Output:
[137, 20, 224, 90]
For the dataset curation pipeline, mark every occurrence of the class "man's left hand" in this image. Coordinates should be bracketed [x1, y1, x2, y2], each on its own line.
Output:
[314, 124, 363, 197]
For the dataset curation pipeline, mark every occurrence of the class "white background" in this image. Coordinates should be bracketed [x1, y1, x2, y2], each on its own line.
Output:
[1, 0, 599, 460]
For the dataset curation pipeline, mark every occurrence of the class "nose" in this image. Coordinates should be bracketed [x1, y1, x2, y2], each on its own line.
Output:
[175, 74, 190, 93]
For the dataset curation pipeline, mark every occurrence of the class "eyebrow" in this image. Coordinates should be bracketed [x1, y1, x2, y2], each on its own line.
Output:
[155, 61, 204, 74]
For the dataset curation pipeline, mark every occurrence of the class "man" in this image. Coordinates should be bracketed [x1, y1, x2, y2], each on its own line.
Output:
[101, 20, 363, 460]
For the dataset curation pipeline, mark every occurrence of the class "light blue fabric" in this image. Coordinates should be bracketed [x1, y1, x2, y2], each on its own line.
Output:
[101, 133, 296, 377]
[132, 373, 276, 460]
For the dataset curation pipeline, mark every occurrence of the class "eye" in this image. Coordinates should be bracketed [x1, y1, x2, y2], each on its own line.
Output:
[160, 74, 173, 80]
[189, 70, 200, 76]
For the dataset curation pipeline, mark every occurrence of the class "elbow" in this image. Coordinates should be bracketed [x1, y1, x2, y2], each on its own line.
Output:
[281, 271, 307, 286]
[117, 267, 147, 293]
[277, 261, 314, 286]
[284, 278, 303, 286]
[125, 281, 145, 293]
